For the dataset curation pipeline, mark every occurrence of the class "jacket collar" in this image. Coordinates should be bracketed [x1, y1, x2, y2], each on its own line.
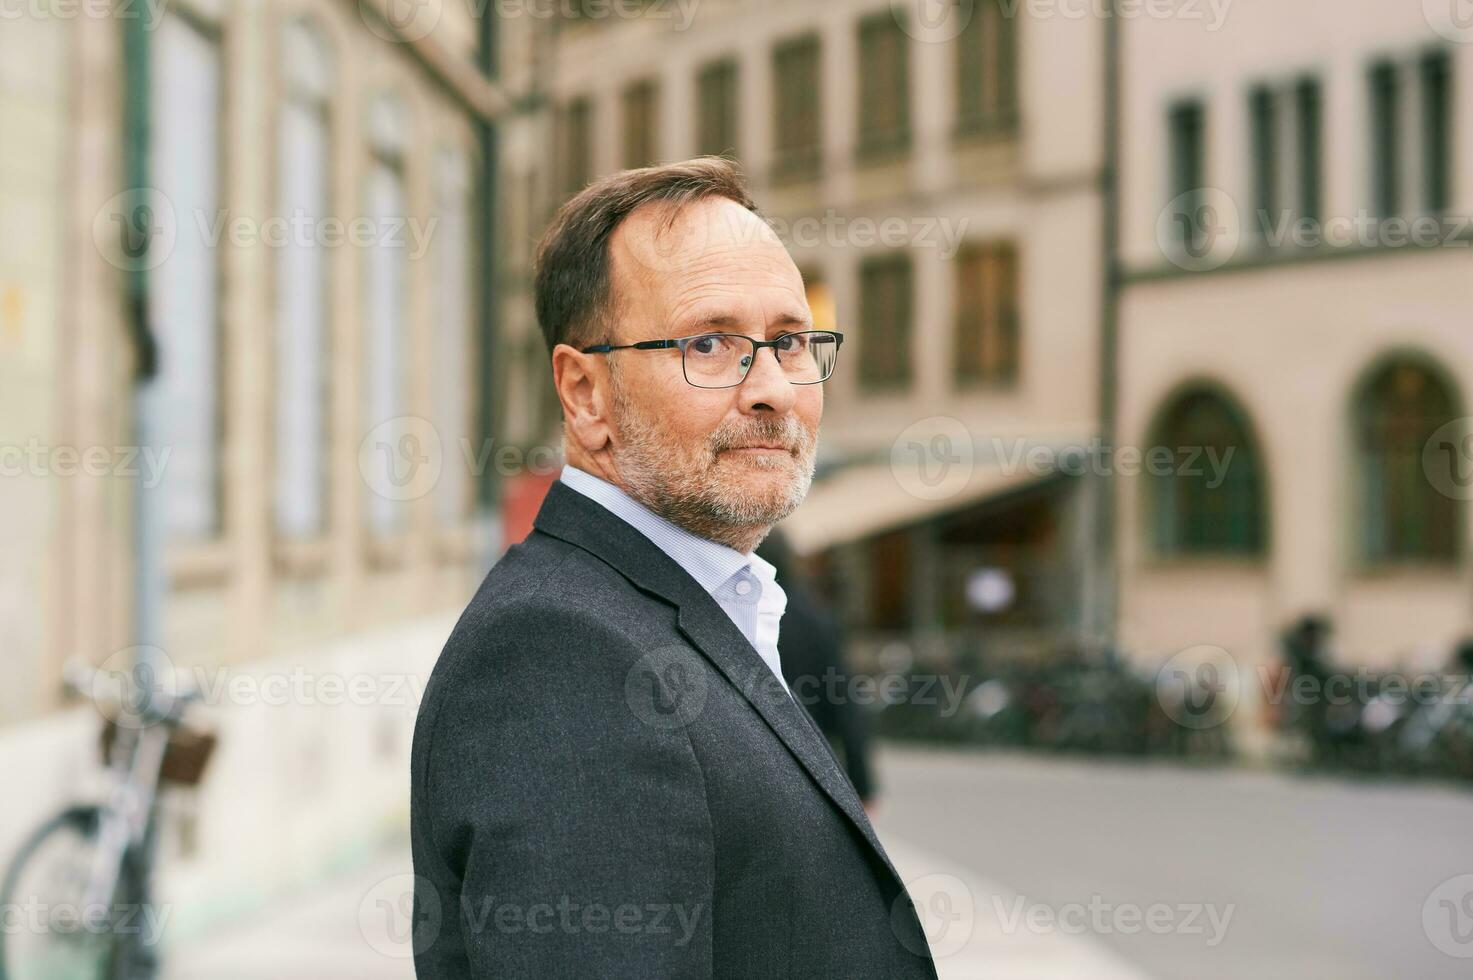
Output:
[531, 480, 903, 885]
[557, 464, 752, 596]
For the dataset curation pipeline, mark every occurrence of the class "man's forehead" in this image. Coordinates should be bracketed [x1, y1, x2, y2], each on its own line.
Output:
[615, 198, 788, 270]
[609, 198, 804, 318]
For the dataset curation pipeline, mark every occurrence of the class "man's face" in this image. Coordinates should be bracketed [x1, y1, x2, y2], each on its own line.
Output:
[601, 196, 822, 547]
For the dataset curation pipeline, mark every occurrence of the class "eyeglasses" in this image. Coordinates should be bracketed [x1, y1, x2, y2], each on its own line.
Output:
[581, 330, 844, 390]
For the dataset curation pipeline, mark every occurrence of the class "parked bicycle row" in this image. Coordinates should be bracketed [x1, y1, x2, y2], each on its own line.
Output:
[867, 624, 1473, 786]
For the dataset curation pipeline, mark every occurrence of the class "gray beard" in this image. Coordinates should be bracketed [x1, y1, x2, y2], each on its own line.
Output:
[608, 375, 816, 552]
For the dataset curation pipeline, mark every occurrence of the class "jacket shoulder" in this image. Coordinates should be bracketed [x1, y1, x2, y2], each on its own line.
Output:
[420, 530, 674, 712]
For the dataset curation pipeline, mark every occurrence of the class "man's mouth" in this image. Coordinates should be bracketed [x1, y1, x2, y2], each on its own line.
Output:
[723, 444, 792, 454]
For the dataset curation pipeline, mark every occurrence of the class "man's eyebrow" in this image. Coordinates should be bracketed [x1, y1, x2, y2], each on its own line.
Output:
[682, 311, 814, 333]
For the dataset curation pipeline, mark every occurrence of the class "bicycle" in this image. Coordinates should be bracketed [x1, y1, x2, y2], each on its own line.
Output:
[0, 658, 217, 980]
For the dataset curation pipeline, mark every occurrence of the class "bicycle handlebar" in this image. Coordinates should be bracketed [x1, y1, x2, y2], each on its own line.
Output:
[60, 657, 205, 723]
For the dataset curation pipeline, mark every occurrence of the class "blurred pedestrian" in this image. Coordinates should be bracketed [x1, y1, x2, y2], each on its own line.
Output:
[1281, 614, 1334, 763]
[1452, 637, 1473, 678]
[757, 530, 876, 808]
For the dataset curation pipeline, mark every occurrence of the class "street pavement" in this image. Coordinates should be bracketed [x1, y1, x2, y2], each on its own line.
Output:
[163, 747, 1473, 979]
[870, 745, 1473, 980]
[162, 834, 1134, 979]
[163, 848, 417, 980]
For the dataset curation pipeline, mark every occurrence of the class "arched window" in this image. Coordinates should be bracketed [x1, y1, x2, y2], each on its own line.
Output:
[1149, 388, 1267, 556]
[274, 18, 334, 539]
[1355, 358, 1460, 563]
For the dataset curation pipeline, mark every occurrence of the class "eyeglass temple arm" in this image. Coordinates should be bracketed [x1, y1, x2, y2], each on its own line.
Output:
[580, 339, 679, 353]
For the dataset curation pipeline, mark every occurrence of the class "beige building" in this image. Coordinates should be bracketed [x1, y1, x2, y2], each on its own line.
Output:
[1, 0, 501, 938]
[1115, 2, 1473, 737]
[497, 0, 1108, 664]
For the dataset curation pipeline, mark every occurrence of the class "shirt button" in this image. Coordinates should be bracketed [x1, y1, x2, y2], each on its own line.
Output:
[734, 579, 753, 596]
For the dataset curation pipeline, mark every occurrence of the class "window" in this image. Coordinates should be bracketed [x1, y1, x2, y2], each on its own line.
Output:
[433, 148, 476, 529]
[772, 34, 821, 182]
[1369, 60, 1400, 220]
[362, 94, 410, 537]
[1150, 389, 1266, 557]
[1369, 51, 1455, 222]
[857, 12, 910, 159]
[151, 10, 223, 540]
[803, 273, 836, 335]
[1248, 85, 1277, 236]
[953, 242, 1019, 387]
[1361, 51, 1455, 221]
[622, 78, 659, 169]
[1247, 77, 1321, 243]
[556, 97, 591, 198]
[1295, 78, 1323, 225]
[1355, 360, 1460, 564]
[858, 253, 912, 390]
[1421, 50, 1453, 214]
[696, 58, 739, 159]
[274, 19, 333, 541]
[956, 0, 1019, 136]
[1166, 99, 1207, 255]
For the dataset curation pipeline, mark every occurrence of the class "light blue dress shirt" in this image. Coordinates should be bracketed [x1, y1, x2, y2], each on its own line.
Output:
[559, 464, 790, 694]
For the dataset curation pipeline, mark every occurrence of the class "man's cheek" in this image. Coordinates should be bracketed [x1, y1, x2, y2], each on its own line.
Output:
[799, 394, 823, 438]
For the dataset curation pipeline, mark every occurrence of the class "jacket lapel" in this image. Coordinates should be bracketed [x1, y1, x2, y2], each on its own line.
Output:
[672, 600, 902, 874]
[532, 481, 905, 883]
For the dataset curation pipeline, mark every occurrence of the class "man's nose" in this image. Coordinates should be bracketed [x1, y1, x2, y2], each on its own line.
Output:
[737, 343, 797, 414]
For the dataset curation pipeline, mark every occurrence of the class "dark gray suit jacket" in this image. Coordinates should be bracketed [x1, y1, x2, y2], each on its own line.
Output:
[410, 481, 938, 978]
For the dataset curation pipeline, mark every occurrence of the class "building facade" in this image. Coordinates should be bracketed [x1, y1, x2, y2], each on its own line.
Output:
[498, 0, 1108, 668]
[1115, 2, 1473, 738]
[0, 0, 499, 938]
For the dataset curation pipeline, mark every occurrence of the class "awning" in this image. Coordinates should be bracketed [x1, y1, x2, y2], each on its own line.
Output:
[781, 459, 1063, 556]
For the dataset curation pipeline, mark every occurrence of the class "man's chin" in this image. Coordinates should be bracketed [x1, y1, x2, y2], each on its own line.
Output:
[709, 456, 809, 518]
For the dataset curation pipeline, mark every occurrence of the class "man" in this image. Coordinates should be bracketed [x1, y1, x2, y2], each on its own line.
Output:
[410, 158, 937, 978]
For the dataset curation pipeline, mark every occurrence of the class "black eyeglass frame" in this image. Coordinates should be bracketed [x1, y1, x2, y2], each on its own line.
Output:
[580, 330, 845, 389]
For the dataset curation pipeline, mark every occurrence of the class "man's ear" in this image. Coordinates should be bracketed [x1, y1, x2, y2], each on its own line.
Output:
[551, 343, 614, 453]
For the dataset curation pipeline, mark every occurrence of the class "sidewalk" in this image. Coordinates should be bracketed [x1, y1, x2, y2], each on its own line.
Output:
[883, 837, 1151, 980]
[163, 846, 417, 980]
[163, 836, 1148, 979]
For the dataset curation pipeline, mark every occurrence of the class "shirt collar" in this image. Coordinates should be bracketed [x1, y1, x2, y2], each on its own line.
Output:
[558, 464, 753, 595]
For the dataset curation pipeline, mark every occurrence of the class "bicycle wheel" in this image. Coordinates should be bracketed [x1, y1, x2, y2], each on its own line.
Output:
[0, 807, 149, 980]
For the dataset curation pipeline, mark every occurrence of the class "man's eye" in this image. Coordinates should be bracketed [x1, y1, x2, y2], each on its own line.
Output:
[690, 335, 726, 355]
[775, 334, 805, 352]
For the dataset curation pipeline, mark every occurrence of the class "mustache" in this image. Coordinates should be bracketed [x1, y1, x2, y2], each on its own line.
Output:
[708, 417, 812, 455]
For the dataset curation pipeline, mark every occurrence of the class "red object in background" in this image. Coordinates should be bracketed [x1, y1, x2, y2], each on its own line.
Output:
[502, 469, 560, 545]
